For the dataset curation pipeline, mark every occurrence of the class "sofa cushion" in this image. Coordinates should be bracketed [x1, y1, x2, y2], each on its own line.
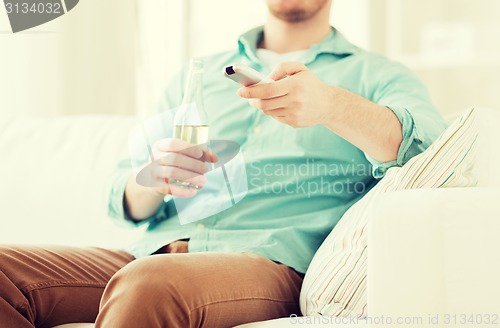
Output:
[368, 188, 500, 321]
[472, 107, 500, 187]
[300, 108, 478, 317]
[0, 114, 142, 247]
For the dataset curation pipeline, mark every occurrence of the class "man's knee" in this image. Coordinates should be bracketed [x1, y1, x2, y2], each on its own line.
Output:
[100, 255, 192, 323]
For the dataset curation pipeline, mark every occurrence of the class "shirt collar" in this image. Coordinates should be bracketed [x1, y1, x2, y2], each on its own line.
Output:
[237, 26, 359, 67]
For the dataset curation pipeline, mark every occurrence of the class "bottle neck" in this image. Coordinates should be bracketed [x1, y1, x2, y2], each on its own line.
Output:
[174, 66, 207, 128]
[182, 69, 203, 106]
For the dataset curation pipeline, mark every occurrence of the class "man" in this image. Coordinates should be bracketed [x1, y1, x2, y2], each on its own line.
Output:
[0, 0, 447, 327]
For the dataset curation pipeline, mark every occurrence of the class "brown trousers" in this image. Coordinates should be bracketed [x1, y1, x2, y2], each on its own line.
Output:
[0, 244, 302, 328]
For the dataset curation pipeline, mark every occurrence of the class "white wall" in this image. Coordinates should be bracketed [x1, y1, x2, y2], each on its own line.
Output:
[0, 0, 137, 117]
[331, 0, 371, 50]
[0, 11, 62, 116]
[373, 0, 500, 114]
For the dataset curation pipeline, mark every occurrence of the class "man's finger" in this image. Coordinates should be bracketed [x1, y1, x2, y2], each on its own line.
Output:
[269, 62, 308, 81]
[152, 165, 207, 186]
[248, 95, 287, 111]
[156, 152, 208, 174]
[154, 138, 204, 159]
[156, 184, 198, 198]
[237, 79, 288, 99]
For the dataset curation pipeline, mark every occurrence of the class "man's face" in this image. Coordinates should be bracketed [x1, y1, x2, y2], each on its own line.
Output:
[265, 0, 330, 23]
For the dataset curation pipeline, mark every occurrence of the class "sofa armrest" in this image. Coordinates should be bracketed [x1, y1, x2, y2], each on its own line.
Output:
[368, 188, 500, 327]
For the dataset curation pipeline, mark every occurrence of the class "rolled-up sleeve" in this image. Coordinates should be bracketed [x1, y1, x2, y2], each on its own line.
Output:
[107, 159, 135, 227]
[366, 60, 448, 178]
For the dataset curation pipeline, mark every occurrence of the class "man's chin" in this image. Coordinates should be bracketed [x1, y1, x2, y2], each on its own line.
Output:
[267, 0, 330, 24]
[272, 9, 310, 23]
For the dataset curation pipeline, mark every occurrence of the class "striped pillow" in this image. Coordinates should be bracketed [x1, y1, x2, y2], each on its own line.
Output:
[300, 108, 478, 318]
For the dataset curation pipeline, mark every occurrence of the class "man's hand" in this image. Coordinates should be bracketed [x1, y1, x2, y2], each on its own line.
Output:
[237, 62, 336, 128]
[145, 138, 217, 198]
[125, 138, 217, 221]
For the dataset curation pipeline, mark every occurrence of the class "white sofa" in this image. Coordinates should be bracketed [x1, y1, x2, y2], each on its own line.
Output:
[1, 108, 499, 328]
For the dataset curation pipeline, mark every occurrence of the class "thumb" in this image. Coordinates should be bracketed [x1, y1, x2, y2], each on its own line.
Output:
[269, 62, 308, 81]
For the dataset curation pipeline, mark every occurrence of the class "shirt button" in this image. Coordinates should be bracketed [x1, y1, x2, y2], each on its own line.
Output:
[197, 223, 205, 229]
[253, 125, 262, 135]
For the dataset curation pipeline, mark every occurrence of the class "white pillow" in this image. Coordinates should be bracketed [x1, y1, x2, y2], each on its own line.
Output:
[300, 108, 478, 318]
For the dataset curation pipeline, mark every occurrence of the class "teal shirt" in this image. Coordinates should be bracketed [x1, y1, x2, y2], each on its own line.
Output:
[108, 27, 447, 274]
